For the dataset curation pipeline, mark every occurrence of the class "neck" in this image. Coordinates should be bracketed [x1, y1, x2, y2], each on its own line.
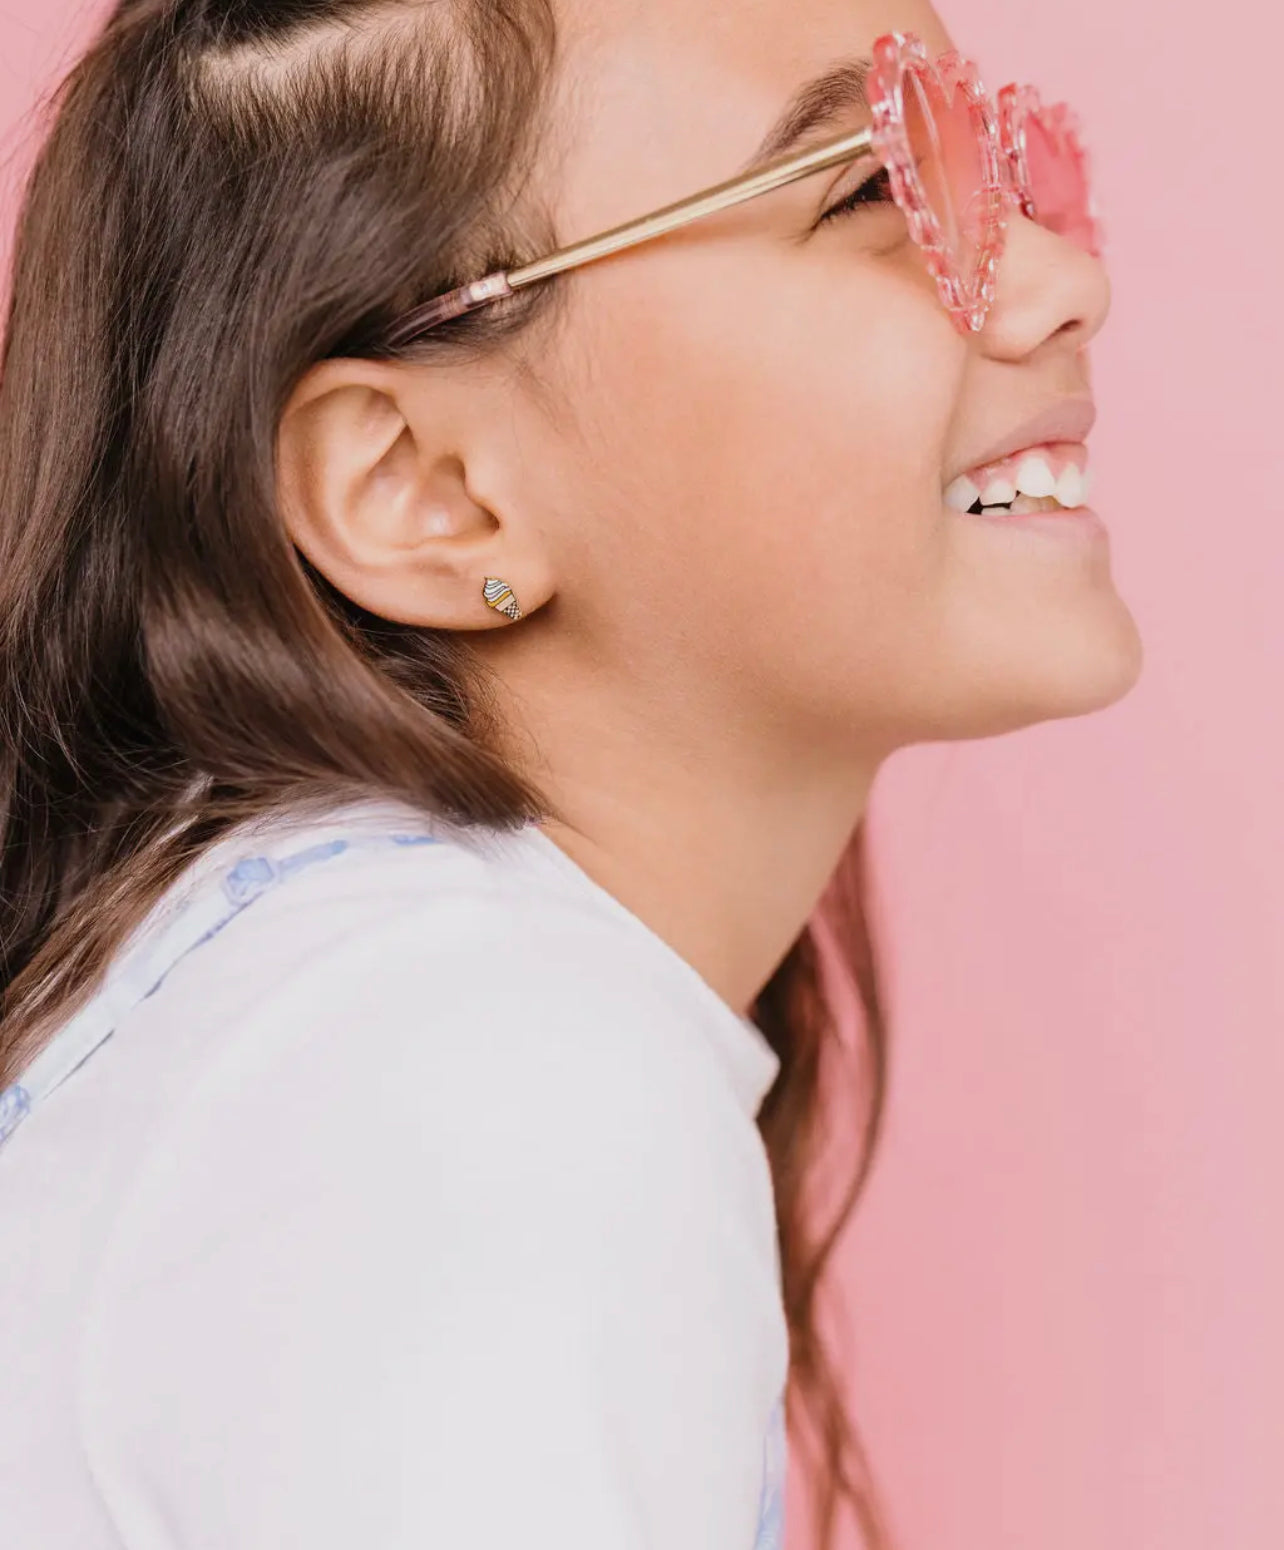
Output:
[528, 731, 879, 1016]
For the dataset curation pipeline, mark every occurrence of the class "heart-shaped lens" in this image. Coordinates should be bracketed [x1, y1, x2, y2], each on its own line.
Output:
[1023, 103, 1100, 255]
[871, 35, 1007, 332]
[1000, 87, 1103, 257]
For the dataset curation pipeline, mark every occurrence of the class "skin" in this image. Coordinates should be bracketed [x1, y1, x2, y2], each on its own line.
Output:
[277, 0, 1143, 1015]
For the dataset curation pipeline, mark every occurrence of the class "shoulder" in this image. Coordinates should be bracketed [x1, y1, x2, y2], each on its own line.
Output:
[76, 814, 788, 1549]
[88, 804, 774, 1275]
[163, 811, 733, 1118]
[136, 799, 767, 1132]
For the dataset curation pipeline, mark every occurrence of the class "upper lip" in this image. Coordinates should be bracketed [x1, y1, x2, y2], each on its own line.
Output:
[957, 399, 1097, 480]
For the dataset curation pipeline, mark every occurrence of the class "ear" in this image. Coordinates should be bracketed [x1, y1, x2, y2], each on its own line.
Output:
[275, 357, 552, 629]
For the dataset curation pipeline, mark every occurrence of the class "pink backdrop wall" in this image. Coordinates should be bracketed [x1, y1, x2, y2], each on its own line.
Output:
[2, 3, 1280, 1549]
[833, 4, 1284, 1548]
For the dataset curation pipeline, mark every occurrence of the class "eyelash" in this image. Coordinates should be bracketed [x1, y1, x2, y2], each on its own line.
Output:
[821, 164, 895, 223]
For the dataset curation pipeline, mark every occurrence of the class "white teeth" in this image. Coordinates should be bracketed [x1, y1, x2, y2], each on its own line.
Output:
[1055, 464, 1084, 508]
[944, 474, 981, 512]
[951, 458, 1091, 517]
[1013, 454, 1058, 499]
[980, 476, 1017, 506]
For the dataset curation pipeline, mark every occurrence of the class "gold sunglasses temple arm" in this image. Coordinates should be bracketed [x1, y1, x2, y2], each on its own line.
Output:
[508, 126, 876, 290]
[381, 125, 875, 346]
[382, 273, 517, 344]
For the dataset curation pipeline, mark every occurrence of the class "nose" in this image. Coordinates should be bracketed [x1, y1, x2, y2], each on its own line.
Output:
[977, 210, 1111, 362]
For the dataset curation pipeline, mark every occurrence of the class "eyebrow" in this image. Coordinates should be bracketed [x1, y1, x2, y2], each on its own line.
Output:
[741, 57, 874, 174]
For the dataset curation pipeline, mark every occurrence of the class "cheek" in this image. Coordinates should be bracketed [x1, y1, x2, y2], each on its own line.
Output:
[560, 249, 964, 669]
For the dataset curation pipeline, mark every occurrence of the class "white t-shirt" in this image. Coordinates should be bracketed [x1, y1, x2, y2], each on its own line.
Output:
[0, 797, 789, 1550]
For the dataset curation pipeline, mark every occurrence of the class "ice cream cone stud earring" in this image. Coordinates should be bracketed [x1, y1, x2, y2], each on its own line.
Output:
[481, 576, 523, 622]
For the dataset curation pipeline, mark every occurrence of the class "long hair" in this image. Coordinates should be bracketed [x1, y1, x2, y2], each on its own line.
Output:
[0, 1, 892, 1542]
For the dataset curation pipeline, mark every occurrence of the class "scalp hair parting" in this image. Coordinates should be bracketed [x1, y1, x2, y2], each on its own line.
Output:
[0, 1, 891, 1542]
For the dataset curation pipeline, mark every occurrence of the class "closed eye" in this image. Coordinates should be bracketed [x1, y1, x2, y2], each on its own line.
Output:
[820, 164, 895, 223]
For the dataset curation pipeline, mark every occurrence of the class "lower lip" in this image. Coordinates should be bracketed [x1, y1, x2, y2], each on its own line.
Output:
[956, 504, 1109, 542]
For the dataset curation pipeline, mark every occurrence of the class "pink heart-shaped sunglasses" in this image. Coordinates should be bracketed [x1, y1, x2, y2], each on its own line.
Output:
[379, 30, 1104, 348]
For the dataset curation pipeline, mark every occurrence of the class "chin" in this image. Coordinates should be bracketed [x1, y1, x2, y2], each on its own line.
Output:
[978, 607, 1146, 736]
[908, 602, 1146, 744]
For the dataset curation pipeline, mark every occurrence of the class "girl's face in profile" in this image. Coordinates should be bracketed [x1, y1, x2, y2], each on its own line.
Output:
[505, 0, 1142, 766]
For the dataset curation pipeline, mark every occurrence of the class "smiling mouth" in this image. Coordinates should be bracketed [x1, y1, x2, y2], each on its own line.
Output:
[943, 442, 1092, 516]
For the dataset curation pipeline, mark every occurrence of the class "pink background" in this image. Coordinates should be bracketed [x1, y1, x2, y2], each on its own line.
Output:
[2, 3, 1280, 1549]
[833, 5, 1284, 1549]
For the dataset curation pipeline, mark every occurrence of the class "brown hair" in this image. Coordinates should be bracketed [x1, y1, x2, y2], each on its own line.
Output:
[0, 0, 891, 1543]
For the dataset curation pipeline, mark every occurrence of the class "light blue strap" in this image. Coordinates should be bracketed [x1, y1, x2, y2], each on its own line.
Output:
[752, 1391, 787, 1550]
[0, 828, 441, 1154]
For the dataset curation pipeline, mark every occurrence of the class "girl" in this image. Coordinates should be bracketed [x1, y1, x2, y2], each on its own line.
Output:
[0, 0, 1141, 1545]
